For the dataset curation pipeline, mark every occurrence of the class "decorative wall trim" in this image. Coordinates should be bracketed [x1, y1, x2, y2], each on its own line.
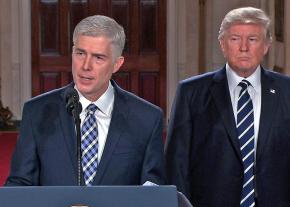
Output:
[275, 0, 284, 42]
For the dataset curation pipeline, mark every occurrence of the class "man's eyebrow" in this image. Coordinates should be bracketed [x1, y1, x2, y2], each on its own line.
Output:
[91, 53, 107, 58]
[73, 48, 108, 58]
[74, 48, 86, 53]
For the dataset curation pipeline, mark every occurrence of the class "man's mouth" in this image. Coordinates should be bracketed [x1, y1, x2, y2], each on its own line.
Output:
[79, 75, 94, 80]
[238, 57, 250, 60]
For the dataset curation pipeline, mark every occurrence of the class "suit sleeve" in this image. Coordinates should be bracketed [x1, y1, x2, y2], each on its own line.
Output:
[140, 109, 166, 185]
[165, 82, 193, 198]
[5, 103, 40, 186]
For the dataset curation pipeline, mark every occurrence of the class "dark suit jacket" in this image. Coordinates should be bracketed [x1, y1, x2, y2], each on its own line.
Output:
[165, 67, 290, 207]
[6, 81, 165, 186]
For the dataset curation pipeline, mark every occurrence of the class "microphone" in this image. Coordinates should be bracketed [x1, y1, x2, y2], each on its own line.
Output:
[65, 87, 83, 186]
[65, 88, 82, 119]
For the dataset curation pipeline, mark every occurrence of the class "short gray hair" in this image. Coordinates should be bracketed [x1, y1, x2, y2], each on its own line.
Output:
[218, 7, 272, 42]
[73, 15, 126, 58]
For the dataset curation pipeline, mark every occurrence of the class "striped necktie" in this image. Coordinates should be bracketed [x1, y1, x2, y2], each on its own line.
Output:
[81, 104, 98, 186]
[237, 80, 255, 207]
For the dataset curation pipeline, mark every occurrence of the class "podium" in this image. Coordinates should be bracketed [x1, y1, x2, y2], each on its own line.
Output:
[0, 186, 179, 207]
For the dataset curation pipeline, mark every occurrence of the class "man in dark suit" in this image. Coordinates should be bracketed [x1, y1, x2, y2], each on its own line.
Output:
[6, 15, 165, 186]
[165, 7, 290, 206]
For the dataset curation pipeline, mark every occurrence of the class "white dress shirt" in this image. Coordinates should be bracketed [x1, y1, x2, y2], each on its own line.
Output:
[226, 63, 261, 151]
[76, 82, 114, 163]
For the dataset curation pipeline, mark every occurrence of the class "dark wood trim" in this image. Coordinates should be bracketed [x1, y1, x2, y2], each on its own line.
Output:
[198, 0, 206, 74]
[31, 0, 40, 97]
[158, 0, 167, 112]
[275, 0, 284, 42]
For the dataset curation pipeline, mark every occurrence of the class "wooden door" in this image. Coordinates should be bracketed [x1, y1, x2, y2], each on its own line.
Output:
[31, 0, 166, 112]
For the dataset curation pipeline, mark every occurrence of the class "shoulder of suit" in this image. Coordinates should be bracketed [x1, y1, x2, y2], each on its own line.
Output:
[115, 85, 162, 114]
[265, 69, 290, 81]
[178, 69, 219, 89]
[24, 86, 66, 107]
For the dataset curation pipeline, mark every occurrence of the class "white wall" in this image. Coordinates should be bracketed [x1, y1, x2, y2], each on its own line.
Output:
[0, 0, 31, 119]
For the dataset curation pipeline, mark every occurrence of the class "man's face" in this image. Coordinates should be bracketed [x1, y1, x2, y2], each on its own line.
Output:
[72, 35, 124, 101]
[219, 23, 270, 77]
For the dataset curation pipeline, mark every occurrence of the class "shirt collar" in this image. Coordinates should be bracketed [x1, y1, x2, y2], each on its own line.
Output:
[75, 81, 115, 116]
[226, 63, 261, 93]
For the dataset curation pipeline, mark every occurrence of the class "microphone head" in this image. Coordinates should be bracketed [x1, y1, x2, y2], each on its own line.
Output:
[65, 87, 79, 103]
[65, 87, 82, 115]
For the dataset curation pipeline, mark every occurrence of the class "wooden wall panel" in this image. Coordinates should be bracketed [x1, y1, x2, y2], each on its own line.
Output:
[60, 71, 73, 86]
[40, 72, 61, 93]
[40, 0, 59, 54]
[140, 0, 157, 53]
[111, 0, 130, 52]
[139, 72, 159, 105]
[112, 72, 131, 91]
[69, 0, 89, 50]
[32, 0, 166, 112]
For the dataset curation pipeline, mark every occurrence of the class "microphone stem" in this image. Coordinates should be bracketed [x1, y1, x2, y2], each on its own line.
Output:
[73, 107, 83, 186]
[75, 117, 82, 186]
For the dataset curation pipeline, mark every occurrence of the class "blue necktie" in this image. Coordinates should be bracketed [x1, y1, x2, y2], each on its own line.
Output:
[237, 80, 255, 207]
[81, 104, 98, 186]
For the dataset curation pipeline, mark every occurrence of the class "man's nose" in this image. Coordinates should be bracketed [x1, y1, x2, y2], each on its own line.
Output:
[240, 39, 249, 52]
[83, 56, 92, 70]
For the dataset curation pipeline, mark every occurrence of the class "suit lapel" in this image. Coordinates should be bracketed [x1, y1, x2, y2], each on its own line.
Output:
[256, 69, 279, 161]
[59, 84, 78, 180]
[92, 81, 129, 185]
[210, 67, 242, 162]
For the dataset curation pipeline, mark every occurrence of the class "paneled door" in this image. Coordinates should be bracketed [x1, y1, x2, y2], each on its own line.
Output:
[31, 0, 166, 111]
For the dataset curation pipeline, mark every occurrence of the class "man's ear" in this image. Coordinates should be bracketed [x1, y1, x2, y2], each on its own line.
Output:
[219, 38, 228, 59]
[113, 56, 125, 73]
[219, 39, 225, 54]
[263, 42, 271, 55]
